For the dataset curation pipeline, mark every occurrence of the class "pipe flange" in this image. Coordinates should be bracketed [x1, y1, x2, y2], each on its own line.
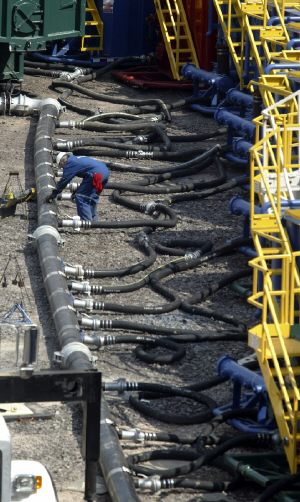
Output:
[32, 225, 63, 246]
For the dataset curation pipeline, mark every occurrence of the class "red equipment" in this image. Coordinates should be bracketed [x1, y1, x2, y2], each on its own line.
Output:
[183, 0, 217, 71]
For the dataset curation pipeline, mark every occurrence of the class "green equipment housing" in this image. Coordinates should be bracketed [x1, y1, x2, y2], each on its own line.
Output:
[0, 0, 86, 81]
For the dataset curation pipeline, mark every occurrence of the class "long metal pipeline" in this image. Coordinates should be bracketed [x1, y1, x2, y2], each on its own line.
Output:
[34, 101, 140, 501]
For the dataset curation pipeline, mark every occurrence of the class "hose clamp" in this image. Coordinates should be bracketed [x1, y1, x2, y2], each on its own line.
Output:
[54, 341, 96, 368]
[31, 225, 63, 246]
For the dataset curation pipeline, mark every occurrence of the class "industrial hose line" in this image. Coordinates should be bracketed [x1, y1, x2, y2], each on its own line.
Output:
[29, 63, 258, 498]
[73, 240, 251, 317]
[127, 433, 274, 479]
[82, 333, 186, 365]
[20, 59, 271, 501]
[34, 101, 140, 502]
[66, 231, 157, 279]
[59, 203, 178, 230]
[168, 174, 250, 204]
[51, 79, 172, 121]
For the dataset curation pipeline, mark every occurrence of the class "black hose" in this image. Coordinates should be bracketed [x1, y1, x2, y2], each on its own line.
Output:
[129, 393, 215, 425]
[254, 473, 300, 502]
[154, 238, 212, 256]
[52, 80, 171, 121]
[76, 232, 156, 279]
[168, 127, 227, 142]
[60, 203, 177, 230]
[25, 67, 63, 78]
[25, 59, 79, 71]
[61, 124, 172, 152]
[128, 433, 274, 479]
[72, 145, 218, 162]
[107, 149, 220, 175]
[169, 175, 249, 204]
[79, 317, 244, 342]
[84, 333, 185, 364]
[35, 101, 139, 502]
[104, 151, 224, 195]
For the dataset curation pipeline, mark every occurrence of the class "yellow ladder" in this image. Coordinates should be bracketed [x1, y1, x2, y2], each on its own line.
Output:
[154, 0, 199, 80]
[81, 0, 103, 53]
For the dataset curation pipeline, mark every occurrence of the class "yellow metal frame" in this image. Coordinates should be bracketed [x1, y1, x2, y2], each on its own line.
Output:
[250, 91, 300, 472]
[154, 0, 199, 80]
[81, 0, 103, 53]
[213, 0, 300, 474]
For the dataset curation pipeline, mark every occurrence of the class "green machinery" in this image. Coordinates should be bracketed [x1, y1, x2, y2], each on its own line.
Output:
[0, 0, 86, 81]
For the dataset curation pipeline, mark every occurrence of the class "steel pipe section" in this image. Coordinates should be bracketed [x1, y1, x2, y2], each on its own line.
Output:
[34, 101, 139, 502]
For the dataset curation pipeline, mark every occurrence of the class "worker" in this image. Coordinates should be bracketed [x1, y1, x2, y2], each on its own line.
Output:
[46, 152, 110, 221]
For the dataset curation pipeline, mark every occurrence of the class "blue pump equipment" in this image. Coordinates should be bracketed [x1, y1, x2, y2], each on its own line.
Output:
[181, 63, 234, 115]
[213, 356, 276, 433]
[181, 63, 255, 165]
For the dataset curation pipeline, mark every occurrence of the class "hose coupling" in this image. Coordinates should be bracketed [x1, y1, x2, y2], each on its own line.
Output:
[0, 95, 62, 116]
[60, 217, 91, 230]
[185, 250, 202, 261]
[58, 120, 77, 129]
[133, 135, 149, 144]
[55, 140, 75, 149]
[104, 378, 128, 393]
[81, 333, 116, 348]
[58, 193, 72, 201]
[142, 201, 158, 215]
[69, 281, 91, 294]
[64, 264, 85, 279]
[59, 68, 86, 82]
[136, 231, 149, 247]
[73, 298, 95, 311]
[120, 429, 158, 442]
[135, 476, 162, 493]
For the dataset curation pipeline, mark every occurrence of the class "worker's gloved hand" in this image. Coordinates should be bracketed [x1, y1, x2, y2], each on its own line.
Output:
[45, 192, 55, 203]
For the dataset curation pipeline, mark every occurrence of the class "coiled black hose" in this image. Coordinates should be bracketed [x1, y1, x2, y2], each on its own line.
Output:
[128, 433, 274, 479]
[129, 392, 216, 425]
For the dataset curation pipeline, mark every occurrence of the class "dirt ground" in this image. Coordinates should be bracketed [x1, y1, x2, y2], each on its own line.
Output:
[0, 71, 259, 502]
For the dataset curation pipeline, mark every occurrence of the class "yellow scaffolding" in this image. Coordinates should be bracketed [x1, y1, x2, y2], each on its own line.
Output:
[213, 0, 300, 102]
[249, 90, 300, 472]
[81, 0, 103, 53]
[154, 0, 199, 80]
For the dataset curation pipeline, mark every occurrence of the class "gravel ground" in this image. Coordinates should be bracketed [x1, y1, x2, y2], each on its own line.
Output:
[0, 72, 260, 502]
